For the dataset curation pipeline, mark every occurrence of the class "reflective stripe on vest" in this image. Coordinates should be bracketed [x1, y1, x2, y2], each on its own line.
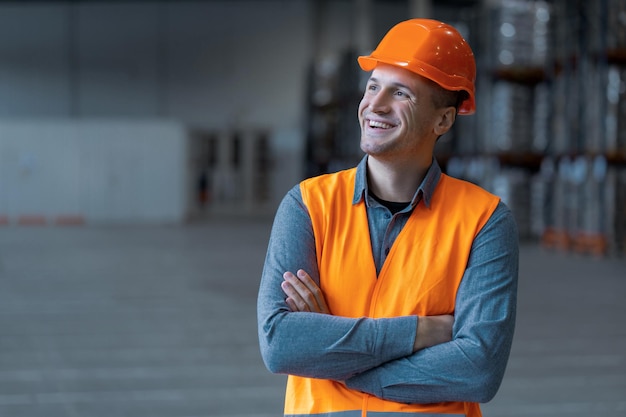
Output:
[288, 169, 499, 417]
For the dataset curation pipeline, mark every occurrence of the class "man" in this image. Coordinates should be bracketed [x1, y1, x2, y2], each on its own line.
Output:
[257, 18, 518, 417]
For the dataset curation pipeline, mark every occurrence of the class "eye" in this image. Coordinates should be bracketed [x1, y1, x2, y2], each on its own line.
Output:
[394, 90, 408, 98]
[367, 84, 378, 92]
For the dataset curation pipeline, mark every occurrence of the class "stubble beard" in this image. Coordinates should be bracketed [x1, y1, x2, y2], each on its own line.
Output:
[359, 131, 403, 160]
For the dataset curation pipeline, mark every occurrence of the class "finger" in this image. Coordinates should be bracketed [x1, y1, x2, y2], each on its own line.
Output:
[281, 279, 311, 312]
[285, 296, 299, 312]
[296, 270, 331, 314]
[283, 271, 322, 313]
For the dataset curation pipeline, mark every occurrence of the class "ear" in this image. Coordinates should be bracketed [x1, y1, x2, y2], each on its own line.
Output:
[433, 107, 457, 136]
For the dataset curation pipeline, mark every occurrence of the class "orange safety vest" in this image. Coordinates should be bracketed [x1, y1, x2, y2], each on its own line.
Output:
[287, 167, 500, 417]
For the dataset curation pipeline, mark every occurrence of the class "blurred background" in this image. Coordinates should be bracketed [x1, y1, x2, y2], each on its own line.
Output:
[0, 0, 625, 247]
[0, 0, 625, 416]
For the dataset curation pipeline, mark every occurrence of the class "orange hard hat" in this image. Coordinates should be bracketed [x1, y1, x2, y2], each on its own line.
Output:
[358, 19, 476, 115]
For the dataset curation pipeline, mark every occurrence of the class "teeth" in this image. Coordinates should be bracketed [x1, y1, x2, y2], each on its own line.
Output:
[369, 120, 393, 129]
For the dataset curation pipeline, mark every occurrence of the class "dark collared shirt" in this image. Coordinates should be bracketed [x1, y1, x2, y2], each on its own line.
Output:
[353, 156, 440, 274]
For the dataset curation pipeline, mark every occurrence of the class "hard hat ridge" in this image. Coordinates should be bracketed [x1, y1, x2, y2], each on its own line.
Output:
[358, 18, 476, 115]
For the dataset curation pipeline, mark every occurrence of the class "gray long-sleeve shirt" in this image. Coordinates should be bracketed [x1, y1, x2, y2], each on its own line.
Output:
[257, 156, 519, 404]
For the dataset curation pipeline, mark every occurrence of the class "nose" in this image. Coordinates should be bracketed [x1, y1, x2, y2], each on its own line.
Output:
[365, 91, 391, 114]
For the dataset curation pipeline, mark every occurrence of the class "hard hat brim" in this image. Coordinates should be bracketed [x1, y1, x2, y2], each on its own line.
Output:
[357, 55, 476, 115]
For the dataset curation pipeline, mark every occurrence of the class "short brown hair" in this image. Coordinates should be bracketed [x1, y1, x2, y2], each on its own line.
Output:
[425, 77, 470, 112]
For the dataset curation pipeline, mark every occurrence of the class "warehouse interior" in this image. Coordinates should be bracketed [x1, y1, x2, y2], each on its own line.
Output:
[0, 0, 624, 416]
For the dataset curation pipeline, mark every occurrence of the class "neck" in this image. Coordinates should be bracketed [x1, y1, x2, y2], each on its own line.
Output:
[366, 156, 431, 202]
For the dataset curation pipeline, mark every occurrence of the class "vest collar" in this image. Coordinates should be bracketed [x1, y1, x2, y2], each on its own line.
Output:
[352, 155, 442, 209]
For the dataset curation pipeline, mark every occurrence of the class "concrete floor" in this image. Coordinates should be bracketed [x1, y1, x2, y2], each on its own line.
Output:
[0, 218, 624, 417]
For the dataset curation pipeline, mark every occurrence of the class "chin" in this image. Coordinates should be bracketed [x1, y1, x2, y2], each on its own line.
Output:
[360, 144, 387, 157]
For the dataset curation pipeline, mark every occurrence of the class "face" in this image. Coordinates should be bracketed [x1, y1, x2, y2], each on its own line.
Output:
[358, 64, 454, 163]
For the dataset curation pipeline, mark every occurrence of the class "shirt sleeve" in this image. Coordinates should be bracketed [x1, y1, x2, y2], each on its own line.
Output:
[257, 185, 416, 381]
[344, 201, 519, 404]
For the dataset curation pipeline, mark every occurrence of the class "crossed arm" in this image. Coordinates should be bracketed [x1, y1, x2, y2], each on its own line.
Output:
[282, 269, 454, 352]
[257, 187, 519, 403]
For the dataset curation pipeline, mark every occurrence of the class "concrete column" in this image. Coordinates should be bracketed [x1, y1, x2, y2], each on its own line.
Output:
[241, 130, 257, 213]
[213, 131, 238, 203]
[353, 0, 373, 53]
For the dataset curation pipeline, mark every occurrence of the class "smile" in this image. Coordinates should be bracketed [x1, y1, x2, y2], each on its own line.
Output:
[368, 119, 395, 129]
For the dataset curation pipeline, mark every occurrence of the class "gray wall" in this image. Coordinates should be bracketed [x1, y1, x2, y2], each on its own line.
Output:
[0, 0, 410, 223]
[0, 1, 315, 130]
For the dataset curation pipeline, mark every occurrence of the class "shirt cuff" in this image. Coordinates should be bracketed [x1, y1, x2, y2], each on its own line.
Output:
[374, 315, 416, 364]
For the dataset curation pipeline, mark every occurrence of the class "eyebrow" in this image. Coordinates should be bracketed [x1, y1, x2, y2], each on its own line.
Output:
[368, 77, 414, 93]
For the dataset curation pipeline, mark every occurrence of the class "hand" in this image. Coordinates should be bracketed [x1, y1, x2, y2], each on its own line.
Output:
[281, 269, 331, 314]
[413, 315, 454, 352]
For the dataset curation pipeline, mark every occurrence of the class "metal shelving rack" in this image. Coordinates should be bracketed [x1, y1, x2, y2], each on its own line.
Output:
[302, 0, 626, 256]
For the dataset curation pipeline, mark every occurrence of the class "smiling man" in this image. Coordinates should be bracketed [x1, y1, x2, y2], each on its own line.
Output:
[257, 19, 519, 417]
